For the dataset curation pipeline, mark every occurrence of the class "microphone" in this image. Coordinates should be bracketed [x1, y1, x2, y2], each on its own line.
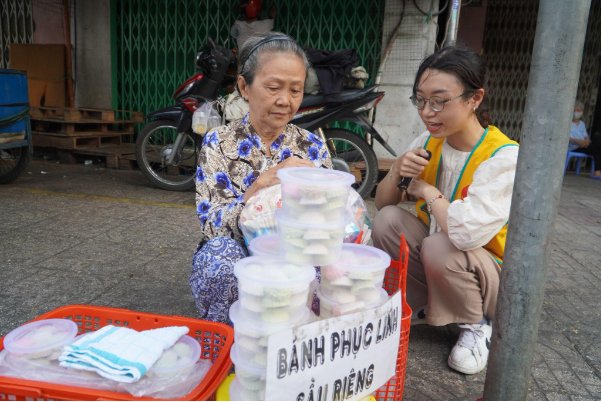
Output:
[397, 150, 432, 191]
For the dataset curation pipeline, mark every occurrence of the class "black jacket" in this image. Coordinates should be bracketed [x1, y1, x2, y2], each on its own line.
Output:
[303, 47, 359, 104]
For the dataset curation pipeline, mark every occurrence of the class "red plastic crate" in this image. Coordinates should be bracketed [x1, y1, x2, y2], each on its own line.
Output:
[375, 235, 412, 401]
[0, 305, 234, 401]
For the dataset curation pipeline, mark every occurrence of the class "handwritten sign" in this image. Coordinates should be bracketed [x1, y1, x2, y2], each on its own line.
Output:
[265, 291, 402, 401]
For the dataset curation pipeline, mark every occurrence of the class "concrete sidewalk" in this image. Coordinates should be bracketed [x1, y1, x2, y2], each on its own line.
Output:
[0, 160, 600, 400]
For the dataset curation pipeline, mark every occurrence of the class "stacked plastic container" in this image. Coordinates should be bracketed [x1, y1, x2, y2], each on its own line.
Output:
[317, 243, 392, 319]
[229, 256, 315, 400]
[3, 319, 78, 361]
[275, 167, 355, 266]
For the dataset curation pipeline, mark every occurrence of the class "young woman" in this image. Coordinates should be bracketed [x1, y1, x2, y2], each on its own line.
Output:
[372, 46, 519, 375]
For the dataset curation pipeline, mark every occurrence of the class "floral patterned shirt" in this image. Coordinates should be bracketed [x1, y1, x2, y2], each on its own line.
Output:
[195, 114, 333, 246]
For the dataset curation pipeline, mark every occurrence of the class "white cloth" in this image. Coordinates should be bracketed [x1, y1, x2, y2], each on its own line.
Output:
[224, 91, 250, 122]
[58, 325, 189, 383]
[406, 130, 519, 251]
[231, 19, 274, 49]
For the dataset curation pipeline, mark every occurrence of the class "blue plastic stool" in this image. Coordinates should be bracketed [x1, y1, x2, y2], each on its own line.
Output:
[564, 151, 595, 176]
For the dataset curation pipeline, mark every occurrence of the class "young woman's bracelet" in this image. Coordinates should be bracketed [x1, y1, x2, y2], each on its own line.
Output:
[427, 194, 447, 212]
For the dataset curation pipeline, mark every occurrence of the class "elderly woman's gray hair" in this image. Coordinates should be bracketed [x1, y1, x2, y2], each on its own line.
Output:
[237, 32, 310, 89]
[575, 100, 585, 109]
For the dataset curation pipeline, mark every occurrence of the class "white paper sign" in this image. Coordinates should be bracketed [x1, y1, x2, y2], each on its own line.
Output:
[265, 291, 402, 401]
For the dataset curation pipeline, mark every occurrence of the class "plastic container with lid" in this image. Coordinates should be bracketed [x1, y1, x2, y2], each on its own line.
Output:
[275, 210, 347, 266]
[233, 256, 316, 324]
[277, 167, 355, 224]
[248, 234, 280, 256]
[230, 302, 309, 366]
[320, 244, 392, 304]
[317, 288, 389, 319]
[148, 335, 201, 377]
[229, 376, 266, 401]
[3, 319, 78, 360]
[230, 345, 267, 400]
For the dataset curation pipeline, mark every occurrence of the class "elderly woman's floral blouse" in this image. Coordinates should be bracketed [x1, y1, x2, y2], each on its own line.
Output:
[195, 114, 332, 246]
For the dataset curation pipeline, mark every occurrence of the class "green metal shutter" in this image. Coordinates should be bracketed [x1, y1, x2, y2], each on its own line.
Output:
[111, 0, 385, 123]
[0, 0, 34, 69]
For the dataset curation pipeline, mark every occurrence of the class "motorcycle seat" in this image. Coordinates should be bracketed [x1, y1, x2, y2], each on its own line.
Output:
[299, 84, 378, 109]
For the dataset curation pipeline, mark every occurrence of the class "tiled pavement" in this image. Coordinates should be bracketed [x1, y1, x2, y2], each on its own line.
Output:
[0, 160, 599, 400]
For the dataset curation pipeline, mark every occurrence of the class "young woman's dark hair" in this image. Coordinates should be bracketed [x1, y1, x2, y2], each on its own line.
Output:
[413, 46, 492, 128]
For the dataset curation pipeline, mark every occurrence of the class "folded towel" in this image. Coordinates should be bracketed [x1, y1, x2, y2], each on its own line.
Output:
[58, 325, 189, 383]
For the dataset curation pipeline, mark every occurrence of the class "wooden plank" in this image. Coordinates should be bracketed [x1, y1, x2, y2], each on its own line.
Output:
[30, 122, 134, 137]
[31, 117, 136, 125]
[30, 106, 143, 123]
[0, 132, 25, 144]
[66, 143, 136, 157]
[355, 158, 396, 172]
[32, 132, 125, 149]
[118, 155, 138, 170]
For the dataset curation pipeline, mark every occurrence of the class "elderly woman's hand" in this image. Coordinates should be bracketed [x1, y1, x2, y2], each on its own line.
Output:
[243, 156, 315, 203]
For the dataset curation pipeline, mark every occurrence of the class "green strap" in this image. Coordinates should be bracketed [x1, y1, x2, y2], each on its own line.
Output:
[491, 143, 519, 158]
[435, 154, 443, 188]
[450, 127, 490, 200]
[0, 104, 30, 129]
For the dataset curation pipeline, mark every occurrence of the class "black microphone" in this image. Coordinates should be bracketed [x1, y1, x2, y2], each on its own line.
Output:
[397, 150, 432, 191]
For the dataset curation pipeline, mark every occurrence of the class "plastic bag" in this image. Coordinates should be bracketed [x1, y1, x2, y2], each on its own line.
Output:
[0, 349, 212, 399]
[192, 102, 221, 135]
[239, 184, 371, 245]
[224, 91, 250, 122]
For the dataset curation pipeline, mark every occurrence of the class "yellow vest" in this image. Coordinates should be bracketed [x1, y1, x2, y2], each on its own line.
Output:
[415, 125, 518, 264]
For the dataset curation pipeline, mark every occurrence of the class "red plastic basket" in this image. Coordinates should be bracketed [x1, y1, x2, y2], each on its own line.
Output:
[0, 305, 234, 401]
[375, 235, 412, 401]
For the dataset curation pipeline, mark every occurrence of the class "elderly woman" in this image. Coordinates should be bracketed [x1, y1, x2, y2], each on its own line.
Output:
[190, 32, 332, 324]
[568, 100, 600, 179]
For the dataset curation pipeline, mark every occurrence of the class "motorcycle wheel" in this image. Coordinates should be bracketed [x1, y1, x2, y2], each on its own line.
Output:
[135, 120, 200, 191]
[0, 146, 30, 184]
[323, 128, 378, 199]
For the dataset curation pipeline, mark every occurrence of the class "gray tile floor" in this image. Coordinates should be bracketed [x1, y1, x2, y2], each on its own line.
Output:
[0, 160, 599, 400]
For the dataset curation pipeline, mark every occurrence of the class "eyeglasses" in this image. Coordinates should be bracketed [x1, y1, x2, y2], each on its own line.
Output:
[410, 92, 470, 112]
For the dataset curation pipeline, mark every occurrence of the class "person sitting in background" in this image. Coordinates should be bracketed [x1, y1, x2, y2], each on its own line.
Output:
[231, 0, 277, 49]
[568, 100, 600, 179]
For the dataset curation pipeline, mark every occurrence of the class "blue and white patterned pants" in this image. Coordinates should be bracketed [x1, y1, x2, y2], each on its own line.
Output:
[190, 236, 322, 325]
[190, 237, 248, 324]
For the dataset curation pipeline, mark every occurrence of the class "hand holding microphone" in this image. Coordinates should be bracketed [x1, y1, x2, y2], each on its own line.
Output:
[395, 149, 432, 198]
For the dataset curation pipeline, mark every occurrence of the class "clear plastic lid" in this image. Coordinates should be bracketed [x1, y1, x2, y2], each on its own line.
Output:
[229, 377, 254, 401]
[229, 301, 310, 336]
[3, 319, 78, 356]
[277, 167, 355, 187]
[275, 209, 347, 229]
[249, 234, 280, 256]
[317, 288, 389, 311]
[328, 244, 391, 272]
[150, 335, 200, 374]
[233, 256, 316, 286]
[230, 344, 267, 374]
[229, 378, 243, 401]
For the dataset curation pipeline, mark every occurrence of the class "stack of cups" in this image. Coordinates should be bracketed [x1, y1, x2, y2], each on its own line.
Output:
[317, 243, 392, 319]
[230, 256, 316, 400]
[275, 167, 356, 266]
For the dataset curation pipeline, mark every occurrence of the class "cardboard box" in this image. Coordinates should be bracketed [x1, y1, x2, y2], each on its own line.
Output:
[9, 44, 67, 107]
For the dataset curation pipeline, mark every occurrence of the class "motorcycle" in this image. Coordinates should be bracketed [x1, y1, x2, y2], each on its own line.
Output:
[135, 38, 397, 198]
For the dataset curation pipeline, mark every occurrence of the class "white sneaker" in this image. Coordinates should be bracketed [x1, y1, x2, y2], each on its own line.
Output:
[411, 305, 427, 326]
[447, 319, 492, 374]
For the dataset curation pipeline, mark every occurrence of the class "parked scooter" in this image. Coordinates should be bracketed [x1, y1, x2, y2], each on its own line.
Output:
[136, 38, 396, 198]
